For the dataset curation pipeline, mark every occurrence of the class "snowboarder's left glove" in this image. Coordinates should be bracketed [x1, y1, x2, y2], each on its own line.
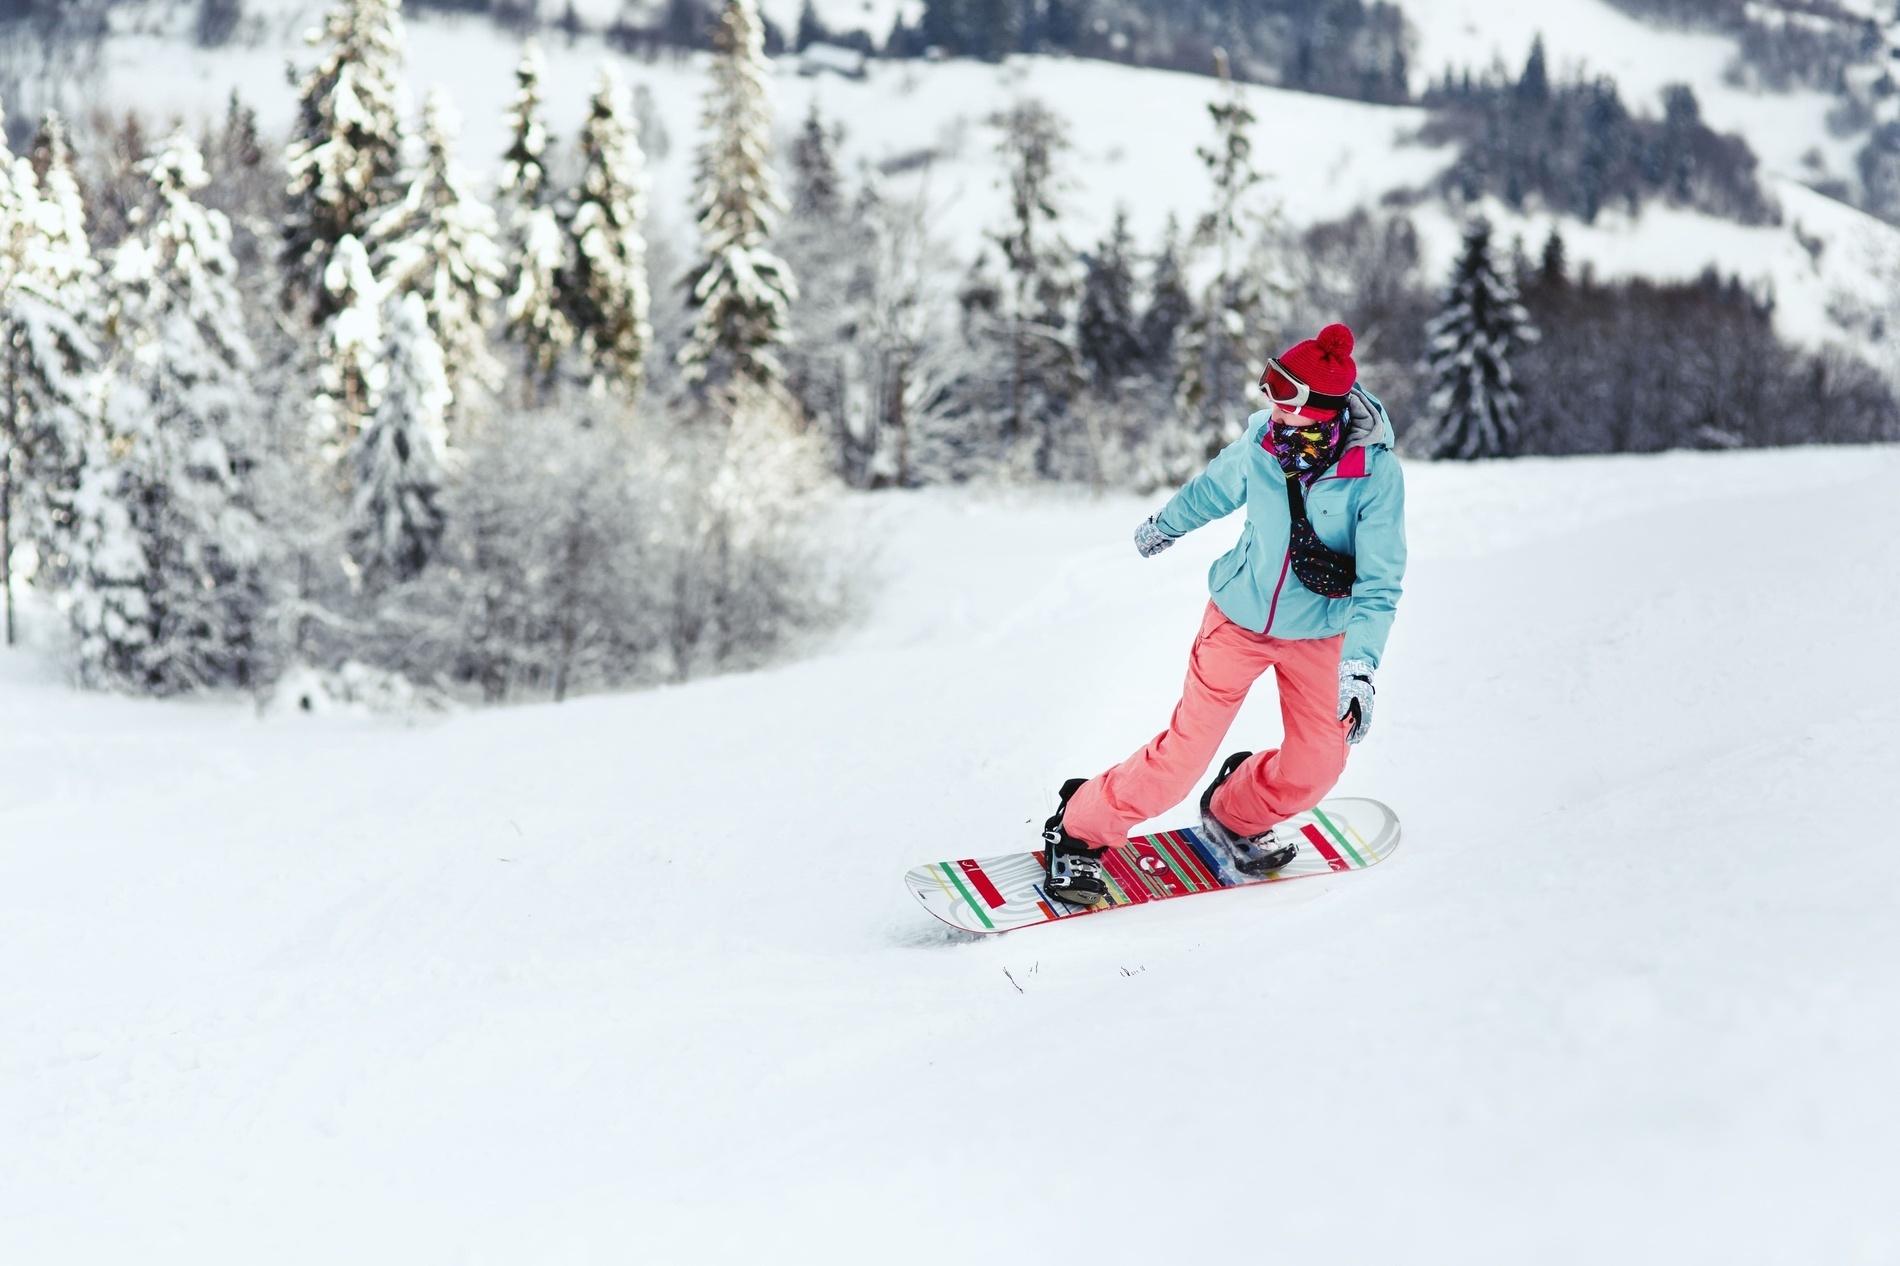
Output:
[1134, 515, 1177, 558]
[1338, 658, 1375, 745]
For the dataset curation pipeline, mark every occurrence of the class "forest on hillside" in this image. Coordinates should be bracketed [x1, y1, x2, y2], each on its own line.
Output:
[1, 0, 1895, 711]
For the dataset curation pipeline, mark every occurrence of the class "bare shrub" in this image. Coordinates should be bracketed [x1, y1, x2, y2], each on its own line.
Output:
[297, 388, 845, 704]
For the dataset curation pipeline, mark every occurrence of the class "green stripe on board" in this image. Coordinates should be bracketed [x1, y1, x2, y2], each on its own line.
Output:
[1154, 834, 1212, 892]
[938, 863, 995, 929]
[1312, 808, 1367, 867]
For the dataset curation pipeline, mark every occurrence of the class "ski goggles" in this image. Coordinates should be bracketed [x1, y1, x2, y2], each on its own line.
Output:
[1259, 358, 1351, 418]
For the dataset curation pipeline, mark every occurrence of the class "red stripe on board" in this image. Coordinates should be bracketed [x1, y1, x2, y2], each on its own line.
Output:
[1125, 840, 1190, 898]
[1301, 822, 1350, 872]
[1158, 830, 1220, 890]
[1099, 847, 1154, 904]
[957, 859, 1007, 908]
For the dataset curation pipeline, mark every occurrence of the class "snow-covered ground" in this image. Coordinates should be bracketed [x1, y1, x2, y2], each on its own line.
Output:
[6, 445, 1900, 1262]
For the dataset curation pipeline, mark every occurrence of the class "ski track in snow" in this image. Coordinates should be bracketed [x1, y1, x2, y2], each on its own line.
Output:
[4, 445, 1900, 1262]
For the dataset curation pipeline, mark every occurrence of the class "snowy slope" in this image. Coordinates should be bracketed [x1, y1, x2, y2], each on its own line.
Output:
[1401, 0, 1859, 185]
[94, 23, 1449, 253]
[6, 447, 1900, 1262]
[87, 13, 1900, 353]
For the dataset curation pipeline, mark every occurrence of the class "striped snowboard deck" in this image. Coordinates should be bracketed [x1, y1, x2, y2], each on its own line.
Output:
[906, 797, 1400, 934]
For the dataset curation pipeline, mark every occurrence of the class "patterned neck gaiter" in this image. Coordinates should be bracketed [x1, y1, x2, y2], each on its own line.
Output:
[1266, 416, 1345, 483]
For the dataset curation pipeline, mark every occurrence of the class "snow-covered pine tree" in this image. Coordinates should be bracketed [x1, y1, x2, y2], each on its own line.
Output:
[790, 101, 842, 222]
[679, 0, 798, 395]
[283, 0, 409, 319]
[27, 114, 94, 299]
[348, 290, 449, 585]
[1141, 214, 1192, 377]
[1077, 207, 1143, 394]
[853, 175, 945, 488]
[1, 103, 101, 644]
[368, 86, 504, 412]
[564, 66, 652, 396]
[497, 39, 573, 401]
[781, 101, 877, 478]
[1420, 216, 1537, 460]
[986, 97, 1080, 473]
[1175, 54, 1289, 459]
[75, 129, 265, 692]
[498, 40, 550, 208]
[313, 233, 386, 451]
[0, 111, 27, 645]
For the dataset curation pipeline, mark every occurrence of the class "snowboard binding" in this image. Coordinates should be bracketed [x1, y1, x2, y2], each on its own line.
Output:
[1042, 777, 1110, 908]
[1200, 752, 1300, 875]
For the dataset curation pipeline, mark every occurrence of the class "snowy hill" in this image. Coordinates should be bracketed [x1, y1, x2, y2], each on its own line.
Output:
[5, 448, 1900, 1261]
[77, 6, 1900, 354]
[1402, 0, 1853, 181]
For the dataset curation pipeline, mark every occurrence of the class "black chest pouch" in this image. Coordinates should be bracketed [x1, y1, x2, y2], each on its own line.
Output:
[1284, 473, 1356, 599]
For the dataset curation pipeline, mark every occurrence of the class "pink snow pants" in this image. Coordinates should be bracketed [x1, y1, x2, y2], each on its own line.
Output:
[1064, 601, 1350, 850]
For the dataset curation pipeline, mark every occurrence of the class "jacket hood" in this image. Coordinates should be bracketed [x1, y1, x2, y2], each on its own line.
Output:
[1343, 385, 1396, 451]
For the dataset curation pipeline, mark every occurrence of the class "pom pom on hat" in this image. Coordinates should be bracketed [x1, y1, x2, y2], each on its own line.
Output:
[1271, 322, 1359, 418]
[1316, 323, 1354, 359]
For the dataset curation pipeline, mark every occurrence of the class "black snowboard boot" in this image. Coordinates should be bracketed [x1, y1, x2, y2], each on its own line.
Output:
[1042, 777, 1110, 908]
[1199, 751, 1299, 875]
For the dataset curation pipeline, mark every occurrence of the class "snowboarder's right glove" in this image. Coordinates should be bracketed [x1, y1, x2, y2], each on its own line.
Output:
[1338, 658, 1375, 745]
[1134, 515, 1177, 558]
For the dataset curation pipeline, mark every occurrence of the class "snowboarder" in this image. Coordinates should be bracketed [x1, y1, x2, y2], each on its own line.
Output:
[1043, 323, 1406, 907]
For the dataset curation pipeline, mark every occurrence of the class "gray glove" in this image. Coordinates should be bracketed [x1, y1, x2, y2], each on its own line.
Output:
[1134, 515, 1176, 558]
[1338, 658, 1375, 745]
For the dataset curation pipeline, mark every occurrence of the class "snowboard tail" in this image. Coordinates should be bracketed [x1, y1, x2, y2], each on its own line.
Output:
[907, 797, 1400, 935]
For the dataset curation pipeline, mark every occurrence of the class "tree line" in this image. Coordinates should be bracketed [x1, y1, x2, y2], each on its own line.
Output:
[1410, 218, 1897, 460]
[2, 0, 826, 704]
[2, 0, 1892, 706]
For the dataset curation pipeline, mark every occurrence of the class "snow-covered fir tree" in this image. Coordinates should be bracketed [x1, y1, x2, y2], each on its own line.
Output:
[1, 104, 101, 645]
[1176, 55, 1289, 458]
[498, 40, 550, 207]
[497, 40, 573, 401]
[348, 291, 448, 586]
[74, 130, 265, 692]
[984, 97, 1080, 472]
[1420, 216, 1537, 460]
[283, 0, 408, 318]
[313, 234, 386, 450]
[564, 66, 652, 396]
[679, 0, 798, 395]
[26, 114, 95, 300]
[790, 102, 842, 222]
[368, 86, 504, 411]
[781, 102, 877, 476]
[1141, 214, 1192, 377]
[1077, 207, 1143, 394]
[852, 176, 943, 488]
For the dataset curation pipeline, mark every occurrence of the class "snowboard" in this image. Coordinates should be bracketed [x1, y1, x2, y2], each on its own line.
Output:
[906, 797, 1400, 935]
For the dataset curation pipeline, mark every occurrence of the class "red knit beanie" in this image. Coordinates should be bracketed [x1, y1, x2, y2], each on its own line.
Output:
[1268, 323, 1357, 420]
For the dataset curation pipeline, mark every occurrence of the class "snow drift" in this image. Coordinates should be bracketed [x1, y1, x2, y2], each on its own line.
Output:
[4, 443, 1899, 1261]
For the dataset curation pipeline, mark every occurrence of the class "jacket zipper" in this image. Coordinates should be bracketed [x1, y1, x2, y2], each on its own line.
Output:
[1264, 546, 1292, 634]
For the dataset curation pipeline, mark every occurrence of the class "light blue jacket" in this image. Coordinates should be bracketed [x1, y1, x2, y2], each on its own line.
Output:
[1155, 389, 1407, 669]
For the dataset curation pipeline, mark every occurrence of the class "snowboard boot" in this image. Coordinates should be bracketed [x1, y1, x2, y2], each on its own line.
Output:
[1199, 751, 1299, 875]
[1042, 776, 1110, 908]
